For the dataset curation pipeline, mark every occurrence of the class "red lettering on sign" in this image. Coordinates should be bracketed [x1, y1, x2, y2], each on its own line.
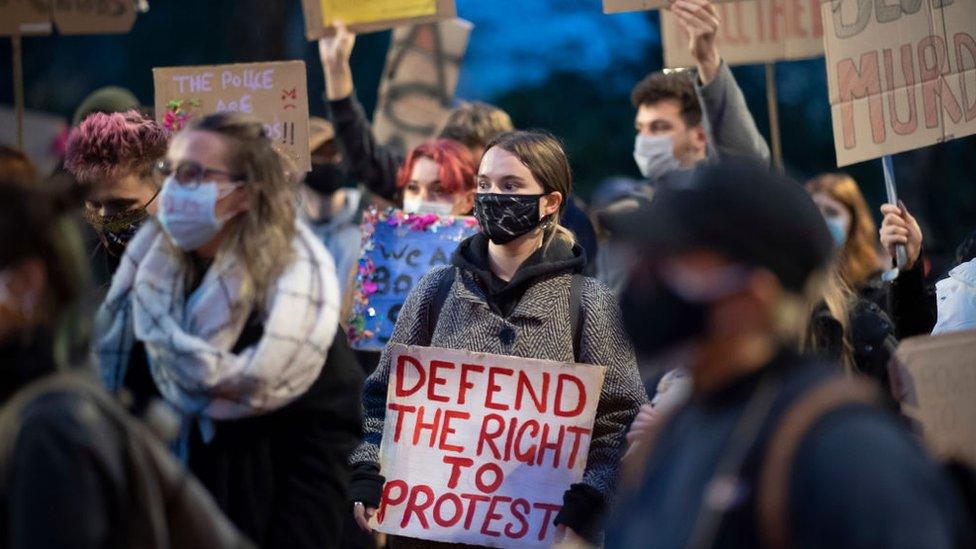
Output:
[485, 367, 514, 410]
[536, 423, 565, 468]
[533, 502, 562, 541]
[475, 462, 504, 493]
[566, 426, 592, 469]
[412, 406, 442, 447]
[427, 360, 455, 402]
[401, 484, 435, 529]
[837, 51, 884, 149]
[515, 370, 549, 413]
[439, 409, 470, 453]
[460, 493, 491, 529]
[377, 479, 408, 524]
[387, 402, 415, 442]
[555, 373, 586, 417]
[480, 495, 513, 537]
[433, 492, 464, 528]
[458, 363, 484, 404]
[477, 413, 505, 459]
[505, 498, 531, 539]
[442, 455, 474, 489]
[395, 354, 425, 397]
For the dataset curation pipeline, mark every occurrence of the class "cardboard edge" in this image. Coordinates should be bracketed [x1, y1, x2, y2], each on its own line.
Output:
[305, 0, 457, 40]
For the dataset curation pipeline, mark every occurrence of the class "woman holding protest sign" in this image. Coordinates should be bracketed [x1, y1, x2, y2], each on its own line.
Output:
[91, 112, 364, 548]
[350, 130, 646, 546]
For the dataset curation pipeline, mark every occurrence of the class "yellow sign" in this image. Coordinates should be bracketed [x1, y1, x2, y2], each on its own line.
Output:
[320, 0, 437, 26]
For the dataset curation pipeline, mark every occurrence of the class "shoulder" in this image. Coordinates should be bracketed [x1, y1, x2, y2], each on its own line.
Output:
[578, 275, 621, 315]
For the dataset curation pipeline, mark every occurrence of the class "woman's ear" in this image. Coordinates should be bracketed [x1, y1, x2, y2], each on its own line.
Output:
[458, 190, 476, 215]
[542, 191, 563, 218]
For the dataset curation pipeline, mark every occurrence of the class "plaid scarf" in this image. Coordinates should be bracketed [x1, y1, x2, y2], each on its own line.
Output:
[95, 219, 340, 422]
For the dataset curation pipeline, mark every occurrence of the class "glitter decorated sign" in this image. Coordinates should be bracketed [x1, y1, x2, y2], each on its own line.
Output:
[347, 208, 479, 351]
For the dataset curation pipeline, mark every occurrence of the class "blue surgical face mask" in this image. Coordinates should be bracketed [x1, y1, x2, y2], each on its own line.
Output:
[634, 134, 681, 181]
[825, 216, 849, 248]
[156, 176, 239, 251]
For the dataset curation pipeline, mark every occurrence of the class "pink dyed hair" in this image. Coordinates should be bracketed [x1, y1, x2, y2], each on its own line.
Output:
[395, 138, 476, 196]
[64, 110, 169, 183]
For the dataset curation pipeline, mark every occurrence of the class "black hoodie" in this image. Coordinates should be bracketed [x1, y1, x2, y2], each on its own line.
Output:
[451, 229, 587, 318]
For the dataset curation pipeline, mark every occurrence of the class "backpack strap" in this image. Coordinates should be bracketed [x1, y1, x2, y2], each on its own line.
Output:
[757, 376, 879, 549]
[570, 273, 583, 362]
[425, 267, 456, 345]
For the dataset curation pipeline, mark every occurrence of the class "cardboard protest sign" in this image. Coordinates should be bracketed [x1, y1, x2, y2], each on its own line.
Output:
[661, 0, 825, 67]
[373, 344, 607, 547]
[823, 0, 976, 166]
[892, 329, 976, 467]
[347, 209, 479, 351]
[603, 0, 735, 14]
[0, 0, 52, 36]
[0, 106, 67, 175]
[50, 0, 136, 35]
[372, 18, 472, 154]
[153, 61, 311, 172]
[302, 0, 456, 40]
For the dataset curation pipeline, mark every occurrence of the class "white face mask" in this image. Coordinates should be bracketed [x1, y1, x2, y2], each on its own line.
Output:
[634, 134, 682, 182]
[402, 197, 454, 217]
[157, 176, 239, 251]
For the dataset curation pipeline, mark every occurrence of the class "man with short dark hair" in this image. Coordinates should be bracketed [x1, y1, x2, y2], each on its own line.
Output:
[630, 0, 769, 182]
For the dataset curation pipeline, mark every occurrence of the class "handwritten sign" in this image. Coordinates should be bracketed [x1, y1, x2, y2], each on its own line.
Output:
[893, 329, 976, 467]
[661, 0, 825, 67]
[347, 209, 479, 351]
[372, 344, 606, 547]
[153, 61, 311, 172]
[823, 0, 976, 166]
[373, 18, 473, 155]
[0, 0, 52, 36]
[51, 0, 136, 35]
[302, 0, 456, 39]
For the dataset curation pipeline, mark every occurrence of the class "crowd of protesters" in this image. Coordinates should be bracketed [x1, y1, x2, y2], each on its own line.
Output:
[1, 0, 975, 547]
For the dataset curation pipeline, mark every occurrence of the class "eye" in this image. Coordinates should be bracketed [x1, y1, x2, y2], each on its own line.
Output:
[477, 179, 490, 191]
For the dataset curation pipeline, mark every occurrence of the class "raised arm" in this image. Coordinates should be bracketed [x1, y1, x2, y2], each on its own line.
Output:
[672, 0, 771, 164]
[319, 22, 405, 202]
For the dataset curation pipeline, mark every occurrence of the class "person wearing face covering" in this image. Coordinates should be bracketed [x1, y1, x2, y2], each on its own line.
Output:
[629, 0, 769, 184]
[302, 117, 362, 297]
[348, 130, 646, 546]
[605, 159, 970, 549]
[64, 110, 169, 284]
[91, 113, 364, 548]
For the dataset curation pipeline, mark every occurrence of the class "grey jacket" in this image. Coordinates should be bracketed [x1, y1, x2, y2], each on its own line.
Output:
[696, 60, 771, 165]
[351, 265, 647, 502]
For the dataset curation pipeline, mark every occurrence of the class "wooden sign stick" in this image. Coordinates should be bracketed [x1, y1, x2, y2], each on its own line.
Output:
[764, 62, 782, 171]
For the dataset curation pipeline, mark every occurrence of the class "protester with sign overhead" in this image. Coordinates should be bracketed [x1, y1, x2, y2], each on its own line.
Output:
[318, 23, 599, 264]
[349, 130, 645, 545]
[630, 0, 769, 182]
[91, 113, 364, 548]
[608, 159, 970, 548]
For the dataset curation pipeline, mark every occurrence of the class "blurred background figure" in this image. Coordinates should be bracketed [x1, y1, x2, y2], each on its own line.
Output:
[0, 157, 252, 549]
[609, 160, 970, 548]
[589, 176, 653, 295]
[71, 86, 142, 128]
[92, 112, 363, 548]
[64, 110, 168, 284]
[804, 173, 896, 403]
[302, 116, 362, 296]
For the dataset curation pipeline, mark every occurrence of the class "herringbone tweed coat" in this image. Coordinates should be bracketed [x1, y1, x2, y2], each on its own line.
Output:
[351, 264, 647, 502]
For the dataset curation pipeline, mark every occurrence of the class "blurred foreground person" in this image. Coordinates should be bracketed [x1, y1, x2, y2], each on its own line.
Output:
[65, 110, 168, 279]
[350, 131, 645, 545]
[92, 113, 363, 548]
[0, 173, 251, 548]
[608, 160, 969, 548]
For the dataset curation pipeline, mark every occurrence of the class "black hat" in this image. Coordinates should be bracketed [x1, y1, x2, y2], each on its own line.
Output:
[612, 159, 834, 292]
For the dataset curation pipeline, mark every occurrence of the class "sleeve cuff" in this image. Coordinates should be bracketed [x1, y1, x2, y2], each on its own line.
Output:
[327, 92, 362, 124]
[697, 59, 731, 98]
[349, 461, 385, 508]
[553, 483, 607, 543]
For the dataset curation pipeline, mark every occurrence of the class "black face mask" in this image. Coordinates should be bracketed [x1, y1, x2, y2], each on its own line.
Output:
[474, 193, 547, 245]
[620, 275, 709, 360]
[84, 201, 153, 258]
[304, 162, 348, 196]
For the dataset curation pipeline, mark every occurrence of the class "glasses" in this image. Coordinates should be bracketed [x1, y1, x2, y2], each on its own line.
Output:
[154, 159, 241, 187]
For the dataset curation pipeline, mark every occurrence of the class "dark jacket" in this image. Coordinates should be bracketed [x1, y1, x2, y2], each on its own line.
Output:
[123, 319, 364, 548]
[349, 230, 646, 542]
[327, 93, 600, 265]
[889, 260, 938, 339]
[607, 352, 968, 548]
[1, 331, 252, 549]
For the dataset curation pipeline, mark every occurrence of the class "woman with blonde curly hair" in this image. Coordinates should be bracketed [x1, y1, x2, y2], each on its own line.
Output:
[92, 112, 364, 548]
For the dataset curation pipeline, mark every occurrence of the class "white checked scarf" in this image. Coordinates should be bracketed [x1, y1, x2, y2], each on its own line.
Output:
[94, 219, 340, 422]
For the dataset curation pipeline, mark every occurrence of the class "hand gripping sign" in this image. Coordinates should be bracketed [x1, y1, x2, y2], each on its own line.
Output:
[372, 344, 607, 547]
